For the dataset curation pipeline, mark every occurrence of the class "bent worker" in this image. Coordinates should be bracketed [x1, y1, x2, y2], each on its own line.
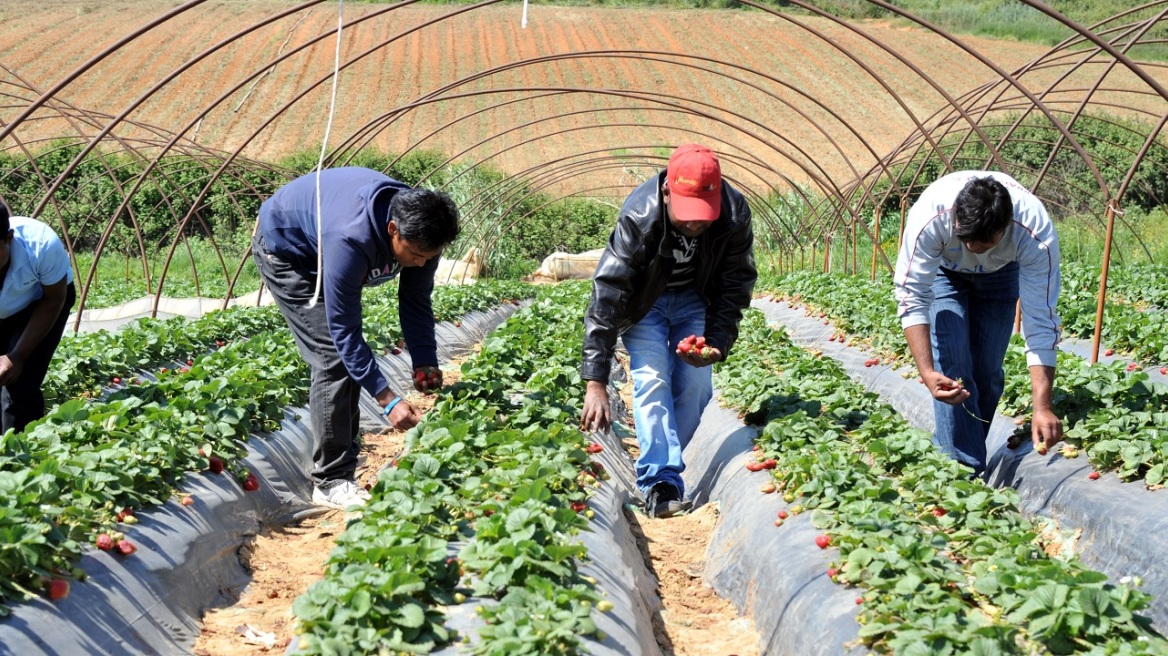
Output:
[580, 144, 757, 518]
[253, 167, 459, 509]
[894, 171, 1063, 477]
[0, 198, 77, 434]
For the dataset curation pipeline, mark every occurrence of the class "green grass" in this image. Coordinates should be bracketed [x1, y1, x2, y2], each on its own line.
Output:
[71, 236, 261, 310]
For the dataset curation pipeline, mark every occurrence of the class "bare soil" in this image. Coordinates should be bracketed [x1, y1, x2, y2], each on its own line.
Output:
[5, 0, 1138, 198]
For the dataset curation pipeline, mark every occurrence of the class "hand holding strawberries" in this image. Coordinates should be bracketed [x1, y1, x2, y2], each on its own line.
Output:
[413, 365, 442, 393]
[924, 371, 970, 405]
[676, 335, 721, 367]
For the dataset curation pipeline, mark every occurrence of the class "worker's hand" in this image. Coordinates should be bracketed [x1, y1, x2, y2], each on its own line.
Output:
[1031, 408, 1063, 453]
[580, 380, 611, 433]
[676, 335, 721, 367]
[414, 365, 442, 393]
[923, 371, 970, 406]
[387, 399, 422, 431]
[0, 355, 23, 386]
[376, 387, 423, 431]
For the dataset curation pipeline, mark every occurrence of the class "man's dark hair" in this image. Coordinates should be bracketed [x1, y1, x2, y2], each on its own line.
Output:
[953, 176, 1013, 243]
[0, 197, 9, 235]
[390, 188, 460, 251]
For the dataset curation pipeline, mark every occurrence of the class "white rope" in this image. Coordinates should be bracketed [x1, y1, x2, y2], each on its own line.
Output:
[521, 0, 528, 29]
[308, 0, 345, 308]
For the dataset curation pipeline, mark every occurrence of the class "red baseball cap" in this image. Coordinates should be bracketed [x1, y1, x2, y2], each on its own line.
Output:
[666, 144, 722, 221]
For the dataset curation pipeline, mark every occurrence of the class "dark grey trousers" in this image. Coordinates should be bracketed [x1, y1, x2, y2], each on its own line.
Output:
[252, 234, 360, 486]
[1, 283, 76, 434]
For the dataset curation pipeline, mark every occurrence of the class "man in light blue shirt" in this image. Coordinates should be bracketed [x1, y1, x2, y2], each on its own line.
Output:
[0, 199, 76, 433]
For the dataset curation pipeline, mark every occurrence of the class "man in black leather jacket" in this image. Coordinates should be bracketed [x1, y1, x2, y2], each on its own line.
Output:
[580, 144, 756, 518]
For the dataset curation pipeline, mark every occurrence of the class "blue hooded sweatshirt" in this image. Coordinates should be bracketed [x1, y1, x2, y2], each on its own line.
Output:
[258, 167, 438, 397]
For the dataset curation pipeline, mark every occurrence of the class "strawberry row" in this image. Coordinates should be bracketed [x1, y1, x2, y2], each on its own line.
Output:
[44, 280, 533, 408]
[290, 282, 620, 655]
[0, 281, 535, 617]
[44, 304, 286, 405]
[761, 271, 1168, 487]
[716, 311, 1167, 654]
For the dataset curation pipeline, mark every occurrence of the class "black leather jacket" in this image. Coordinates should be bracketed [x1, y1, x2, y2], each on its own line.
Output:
[581, 172, 757, 383]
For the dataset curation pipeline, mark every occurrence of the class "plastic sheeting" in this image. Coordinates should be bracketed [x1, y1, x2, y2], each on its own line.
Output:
[680, 401, 866, 655]
[752, 298, 1168, 631]
[0, 305, 519, 656]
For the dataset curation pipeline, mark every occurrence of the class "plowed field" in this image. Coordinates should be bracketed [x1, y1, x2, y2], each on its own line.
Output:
[1, 1, 1162, 195]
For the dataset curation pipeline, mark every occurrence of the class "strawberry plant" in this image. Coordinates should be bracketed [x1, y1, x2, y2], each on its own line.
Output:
[715, 311, 1167, 654]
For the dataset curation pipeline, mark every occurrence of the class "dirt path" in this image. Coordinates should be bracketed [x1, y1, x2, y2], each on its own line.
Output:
[631, 505, 762, 656]
[614, 355, 762, 656]
[193, 376, 450, 655]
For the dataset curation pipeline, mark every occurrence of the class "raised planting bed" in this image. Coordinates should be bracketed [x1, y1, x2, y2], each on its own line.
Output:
[752, 296, 1168, 631]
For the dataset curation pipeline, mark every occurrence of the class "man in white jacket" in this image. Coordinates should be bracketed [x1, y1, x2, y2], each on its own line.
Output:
[894, 171, 1063, 476]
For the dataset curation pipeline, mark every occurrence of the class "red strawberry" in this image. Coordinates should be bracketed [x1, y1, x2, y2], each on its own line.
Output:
[187, 359, 193, 366]
[745, 461, 763, 472]
[112, 377, 121, 385]
[855, 597, 863, 605]
[180, 495, 195, 507]
[415, 370, 427, 383]
[932, 507, 948, 517]
[208, 456, 225, 475]
[48, 579, 70, 601]
[762, 459, 777, 470]
[117, 539, 137, 555]
[760, 482, 776, 494]
[1105, 348, 1115, 356]
[455, 321, 461, 328]
[815, 534, 831, 549]
[179, 367, 189, 374]
[391, 348, 402, 355]
[1088, 471, 1101, 480]
[1127, 362, 1140, 372]
[215, 340, 225, 347]
[570, 501, 587, 513]
[116, 507, 134, 523]
[777, 509, 788, 520]
[752, 444, 761, 452]
[96, 533, 114, 551]
[242, 472, 260, 492]
[677, 339, 693, 354]
[1160, 367, 1167, 375]
[586, 442, 604, 454]
[827, 567, 838, 579]
[159, 367, 168, 374]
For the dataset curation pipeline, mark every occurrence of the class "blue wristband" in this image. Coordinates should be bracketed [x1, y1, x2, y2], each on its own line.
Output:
[382, 396, 403, 416]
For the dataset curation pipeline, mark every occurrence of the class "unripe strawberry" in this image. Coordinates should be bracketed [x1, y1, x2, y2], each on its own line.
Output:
[596, 600, 614, 612]
[760, 482, 776, 494]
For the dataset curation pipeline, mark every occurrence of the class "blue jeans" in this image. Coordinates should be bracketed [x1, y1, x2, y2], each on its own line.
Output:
[623, 289, 712, 496]
[929, 262, 1019, 475]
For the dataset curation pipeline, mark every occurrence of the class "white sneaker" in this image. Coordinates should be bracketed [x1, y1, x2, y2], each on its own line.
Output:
[312, 480, 371, 510]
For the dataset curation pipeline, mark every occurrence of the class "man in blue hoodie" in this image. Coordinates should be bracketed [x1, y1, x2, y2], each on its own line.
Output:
[253, 167, 459, 509]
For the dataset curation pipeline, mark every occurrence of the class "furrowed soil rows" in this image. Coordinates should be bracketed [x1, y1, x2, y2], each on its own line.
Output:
[2, 0, 1112, 193]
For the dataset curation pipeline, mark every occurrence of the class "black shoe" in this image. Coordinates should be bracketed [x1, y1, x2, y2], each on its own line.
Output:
[645, 482, 691, 518]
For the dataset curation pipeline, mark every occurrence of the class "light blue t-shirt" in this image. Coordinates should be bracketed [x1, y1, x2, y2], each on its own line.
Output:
[0, 217, 73, 319]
